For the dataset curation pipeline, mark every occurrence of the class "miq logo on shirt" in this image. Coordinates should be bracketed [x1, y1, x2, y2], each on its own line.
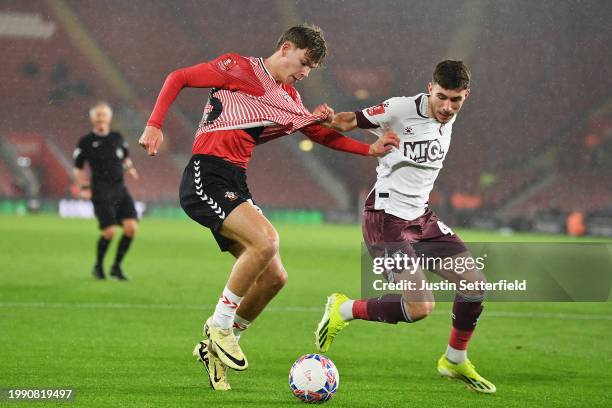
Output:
[403, 139, 445, 163]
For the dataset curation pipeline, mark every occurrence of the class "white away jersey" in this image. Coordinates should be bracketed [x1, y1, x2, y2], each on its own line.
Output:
[361, 93, 455, 221]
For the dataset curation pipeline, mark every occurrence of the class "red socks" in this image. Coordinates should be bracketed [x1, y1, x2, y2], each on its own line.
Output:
[351, 294, 411, 324]
[448, 327, 474, 350]
[449, 294, 484, 351]
[352, 299, 369, 320]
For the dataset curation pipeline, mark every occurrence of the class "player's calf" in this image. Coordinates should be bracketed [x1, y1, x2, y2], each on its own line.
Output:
[262, 265, 288, 293]
[315, 293, 427, 353]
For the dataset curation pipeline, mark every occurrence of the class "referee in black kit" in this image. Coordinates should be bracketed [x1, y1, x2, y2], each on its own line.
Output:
[73, 101, 140, 280]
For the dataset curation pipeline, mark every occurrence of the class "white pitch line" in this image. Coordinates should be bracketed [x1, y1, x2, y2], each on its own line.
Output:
[0, 302, 611, 321]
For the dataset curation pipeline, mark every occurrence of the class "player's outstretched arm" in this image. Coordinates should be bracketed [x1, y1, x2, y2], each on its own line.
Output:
[327, 112, 358, 132]
[369, 130, 400, 156]
[309, 102, 400, 156]
[139, 59, 229, 156]
[301, 125, 399, 157]
[311, 103, 358, 132]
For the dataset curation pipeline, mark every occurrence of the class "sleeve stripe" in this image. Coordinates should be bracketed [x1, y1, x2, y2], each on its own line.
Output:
[355, 111, 379, 129]
[414, 94, 428, 118]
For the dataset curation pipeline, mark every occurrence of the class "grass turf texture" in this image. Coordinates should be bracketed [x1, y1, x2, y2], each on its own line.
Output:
[0, 214, 611, 407]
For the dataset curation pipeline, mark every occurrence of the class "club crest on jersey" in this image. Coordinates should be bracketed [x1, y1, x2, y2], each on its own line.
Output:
[225, 191, 238, 201]
[366, 102, 388, 116]
[218, 57, 236, 71]
[404, 127, 414, 135]
[403, 139, 445, 163]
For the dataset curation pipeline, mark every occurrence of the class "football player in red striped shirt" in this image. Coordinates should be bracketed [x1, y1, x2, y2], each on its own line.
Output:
[139, 24, 399, 390]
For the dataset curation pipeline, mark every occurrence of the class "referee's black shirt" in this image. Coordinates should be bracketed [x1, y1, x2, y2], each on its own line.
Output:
[73, 131, 129, 196]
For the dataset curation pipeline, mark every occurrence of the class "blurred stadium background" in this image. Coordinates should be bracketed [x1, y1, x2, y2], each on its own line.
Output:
[1, 0, 611, 235]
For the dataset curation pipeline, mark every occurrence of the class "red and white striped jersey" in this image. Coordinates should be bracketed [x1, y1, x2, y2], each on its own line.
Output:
[197, 56, 322, 141]
[147, 53, 370, 168]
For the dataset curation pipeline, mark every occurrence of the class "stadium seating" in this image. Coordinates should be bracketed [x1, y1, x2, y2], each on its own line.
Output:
[0, 158, 18, 197]
[2, 0, 610, 214]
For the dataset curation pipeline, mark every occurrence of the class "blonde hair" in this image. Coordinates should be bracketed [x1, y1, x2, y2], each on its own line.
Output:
[89, 101, 113, 118]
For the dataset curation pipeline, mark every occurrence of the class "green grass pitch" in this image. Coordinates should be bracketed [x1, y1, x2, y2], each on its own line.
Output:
[1, 214, 611, 407]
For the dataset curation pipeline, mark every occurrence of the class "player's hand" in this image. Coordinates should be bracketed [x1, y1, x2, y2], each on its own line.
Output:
[313, 104, 335, 126]
[79, 189, 92, 200]
[139, 125, 164, 156]
[368, 130, 400, 157]
[128, 167, 140, 181]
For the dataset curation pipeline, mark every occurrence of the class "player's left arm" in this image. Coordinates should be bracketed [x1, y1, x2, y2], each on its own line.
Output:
[300, 124, 398, 157]
[140, 54, 237, 156]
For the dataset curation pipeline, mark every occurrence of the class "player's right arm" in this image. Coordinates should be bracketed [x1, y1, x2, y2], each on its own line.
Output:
[73, 139, 91, 199]
[139, 55, 234, 156]
[322, 98, 404, 132]
[326, 112, 358, 132]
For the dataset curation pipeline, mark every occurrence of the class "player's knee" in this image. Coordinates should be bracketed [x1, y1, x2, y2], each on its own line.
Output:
[253, 233, 279, 263]
[461, 269, 487, 299]
[123, 221, 138, 237]
[406, 300, 435, 321]
[101, 226, 115, 240]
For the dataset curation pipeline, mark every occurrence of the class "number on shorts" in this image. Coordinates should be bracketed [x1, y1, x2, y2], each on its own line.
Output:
[437, 220, 454, 235]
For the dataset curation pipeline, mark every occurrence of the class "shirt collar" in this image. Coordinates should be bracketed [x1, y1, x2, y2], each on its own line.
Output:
[420, 94, 430, 118]
[258, 58, 274, 80]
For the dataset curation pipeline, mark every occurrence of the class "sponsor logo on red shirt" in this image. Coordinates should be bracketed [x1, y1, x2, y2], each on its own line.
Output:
[218, 58, 236, 71]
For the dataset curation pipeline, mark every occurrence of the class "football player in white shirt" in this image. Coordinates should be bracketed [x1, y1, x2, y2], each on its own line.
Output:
[314, 61, 496, 393]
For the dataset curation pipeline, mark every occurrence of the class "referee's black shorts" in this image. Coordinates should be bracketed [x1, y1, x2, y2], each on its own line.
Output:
[179, 154, 262, 252]
[92, 185, 138, 230]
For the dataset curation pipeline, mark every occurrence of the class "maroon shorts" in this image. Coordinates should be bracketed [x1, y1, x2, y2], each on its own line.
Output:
[362, 206, 468, 261]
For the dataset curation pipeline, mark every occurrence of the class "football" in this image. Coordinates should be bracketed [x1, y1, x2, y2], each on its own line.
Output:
[289, 354, 339, 403]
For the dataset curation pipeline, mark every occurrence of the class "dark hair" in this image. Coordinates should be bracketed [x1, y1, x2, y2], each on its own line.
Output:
[276, 23, 327, 65]
[433, 60, 471, 90]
